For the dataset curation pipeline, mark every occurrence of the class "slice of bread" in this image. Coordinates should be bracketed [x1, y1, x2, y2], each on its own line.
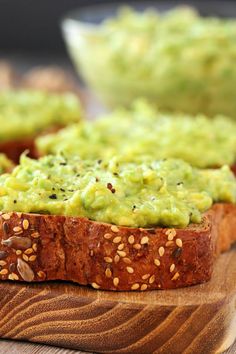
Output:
[0, 203, 235, 291]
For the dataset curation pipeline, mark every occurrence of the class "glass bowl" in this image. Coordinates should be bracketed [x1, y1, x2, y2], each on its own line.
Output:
[61, 1, 236, 116]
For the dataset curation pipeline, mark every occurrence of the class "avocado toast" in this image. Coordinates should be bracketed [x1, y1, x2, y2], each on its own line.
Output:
[0, 154, 235, 290]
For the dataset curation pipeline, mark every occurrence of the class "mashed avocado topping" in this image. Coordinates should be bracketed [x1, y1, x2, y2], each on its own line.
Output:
[0, 90, 82, 142]
[37, 100, 236, 168]
[0, 154, 235, 228]
[69, 7, 236, 116]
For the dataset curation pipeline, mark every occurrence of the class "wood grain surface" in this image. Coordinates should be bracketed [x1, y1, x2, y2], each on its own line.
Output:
[0, 340, 235, 354]
[0, 246, 235, 354]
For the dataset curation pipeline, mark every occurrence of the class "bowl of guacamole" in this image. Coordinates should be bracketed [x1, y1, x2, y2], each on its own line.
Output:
[62, 2, 236, 117]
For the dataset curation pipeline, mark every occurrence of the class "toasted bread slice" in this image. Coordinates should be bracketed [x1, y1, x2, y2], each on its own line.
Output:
[0, 203, 235, 291]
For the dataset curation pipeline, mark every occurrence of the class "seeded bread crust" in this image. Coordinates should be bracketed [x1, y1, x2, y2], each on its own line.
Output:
[0, 203, 235, 291]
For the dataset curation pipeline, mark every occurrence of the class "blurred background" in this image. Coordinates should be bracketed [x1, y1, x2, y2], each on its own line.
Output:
[1, 0, 236, 64]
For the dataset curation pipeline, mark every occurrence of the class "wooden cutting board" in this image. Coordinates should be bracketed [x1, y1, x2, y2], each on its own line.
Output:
[0, 247, 235, 354]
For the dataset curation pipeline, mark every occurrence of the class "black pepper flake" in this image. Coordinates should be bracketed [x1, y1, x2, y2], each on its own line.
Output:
[95, 177, 99, 182]
[60, 188, 65, 192]
[60, 162, 67, 166]
[97, 159, 102, 164]
[172, 247, 182, 259]
[177, 182, 183, 186]
[111, 188, 116, 194]
[132, 205, 136, 211]
[13, 200, 17, 204]
[49, 194, 57, 199]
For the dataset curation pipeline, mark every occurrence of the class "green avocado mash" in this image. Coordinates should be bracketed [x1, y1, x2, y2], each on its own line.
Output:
[37, 100, 236, 169]
[0, 90, 82, 142]
[67, 7, 236, 116]
[0, 154, 14, 174]
[0, 154, 235, 228]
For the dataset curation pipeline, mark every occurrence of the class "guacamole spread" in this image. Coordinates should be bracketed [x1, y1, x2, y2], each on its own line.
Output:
[0, 154, 235, 228]
[37, 100, 236, 169]
[0, 90, 82, 142]
[68, 7, 236, 117]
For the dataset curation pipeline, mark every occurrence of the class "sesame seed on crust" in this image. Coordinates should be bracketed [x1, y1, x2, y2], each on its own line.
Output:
[114, 255, 120, 263]
[0, 269, 8, 275]
[104, 256, 113, 263]
[104, 233, 112, 240]
[113, 236, 122, 244]
[22, 219, 29, 230]
[140, 284, 148, 291]
[158, 246, 165, 257]
[149, 275, 155, 284]
[131, 283, 140, 290]
[126, 266, 134, 274]
[133, 243, 141, 250]
[111, 225, 119, 233]
[123, 257, 132, 264]
[142, 273, 150, 280]
[105, 268, 112, 278]
[117, 250, 126, 257]
[140, 236, 149, 245]
[29, 255, 37, 262]
[91, 282, 100, 289]
[2, 214, 10, 220]
[118, 243, 124, 250]
[128, 235, 135, 244]
[22, 254, 29, 262]
[171, 272, 180, 281]
[113, 277, 119, 287]
[176, 238, 183, 248]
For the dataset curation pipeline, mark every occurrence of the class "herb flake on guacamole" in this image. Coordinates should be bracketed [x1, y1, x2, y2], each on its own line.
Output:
[0, 154, 235, 228]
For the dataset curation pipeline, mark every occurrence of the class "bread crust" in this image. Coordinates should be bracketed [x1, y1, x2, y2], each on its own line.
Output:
[0, 126, 62, 163]
[0, 203, 235, 291]
[0, 138, 37, 163]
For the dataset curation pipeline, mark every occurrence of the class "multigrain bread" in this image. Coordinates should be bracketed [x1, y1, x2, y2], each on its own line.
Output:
[0, 203, 235, 291]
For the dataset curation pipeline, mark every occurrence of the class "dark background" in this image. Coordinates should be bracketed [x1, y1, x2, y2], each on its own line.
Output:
[1, 0, 236, 56]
